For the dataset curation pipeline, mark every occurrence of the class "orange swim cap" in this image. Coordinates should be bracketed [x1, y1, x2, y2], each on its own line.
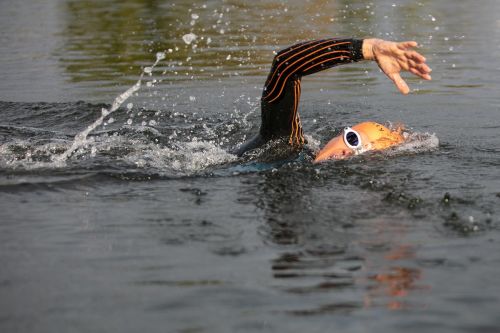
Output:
[314, 122, 405, 163]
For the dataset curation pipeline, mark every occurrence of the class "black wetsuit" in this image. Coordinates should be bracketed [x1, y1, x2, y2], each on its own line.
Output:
[235, 38, 364, 156]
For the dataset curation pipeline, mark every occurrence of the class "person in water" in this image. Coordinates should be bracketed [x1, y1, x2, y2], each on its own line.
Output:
[234, 38, 432, 162]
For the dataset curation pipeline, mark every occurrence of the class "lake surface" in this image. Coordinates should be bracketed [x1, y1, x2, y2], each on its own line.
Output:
[1, 0, 500, 332]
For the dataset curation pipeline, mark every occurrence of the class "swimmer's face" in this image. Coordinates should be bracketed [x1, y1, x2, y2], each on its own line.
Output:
[313, 122, 405, 163]
[314, 133, 356, 162]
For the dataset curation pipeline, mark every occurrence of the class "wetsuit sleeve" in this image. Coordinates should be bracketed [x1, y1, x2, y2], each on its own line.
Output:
[259, 38, 364, 145]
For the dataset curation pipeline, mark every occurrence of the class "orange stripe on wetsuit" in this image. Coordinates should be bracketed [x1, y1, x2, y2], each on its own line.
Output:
[259, 38, 364, 144]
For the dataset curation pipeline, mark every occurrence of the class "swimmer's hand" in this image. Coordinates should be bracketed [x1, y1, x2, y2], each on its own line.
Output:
[362, 39, 432, 95]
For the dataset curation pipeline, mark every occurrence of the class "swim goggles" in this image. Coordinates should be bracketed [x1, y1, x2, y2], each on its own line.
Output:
[343, 127, 363, 154]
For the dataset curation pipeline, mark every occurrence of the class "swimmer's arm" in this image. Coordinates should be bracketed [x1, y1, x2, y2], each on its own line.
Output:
[262, 38, 432, 102]
[263, 38, 364, 103]
[362, 39, 432, 95]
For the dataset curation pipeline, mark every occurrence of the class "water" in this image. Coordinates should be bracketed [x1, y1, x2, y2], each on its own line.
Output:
[1, 0, 500, 332]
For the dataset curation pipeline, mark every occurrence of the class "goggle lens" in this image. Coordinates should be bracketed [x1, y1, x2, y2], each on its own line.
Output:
[345, 131, 359, 147]
[343, 127, 362, 150]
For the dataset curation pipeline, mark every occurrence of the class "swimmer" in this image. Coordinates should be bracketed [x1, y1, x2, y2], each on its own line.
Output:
[234, 38, 432, 161]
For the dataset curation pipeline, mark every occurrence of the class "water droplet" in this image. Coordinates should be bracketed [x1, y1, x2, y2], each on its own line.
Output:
[156, 52, 166, 61]
[182, 33, 197, 45]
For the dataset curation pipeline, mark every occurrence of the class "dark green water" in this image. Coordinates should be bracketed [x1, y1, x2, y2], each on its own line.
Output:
[1, 1, 500, 332]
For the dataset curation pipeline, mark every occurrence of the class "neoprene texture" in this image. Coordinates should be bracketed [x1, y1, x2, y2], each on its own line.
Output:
[259, 38, 364, 144]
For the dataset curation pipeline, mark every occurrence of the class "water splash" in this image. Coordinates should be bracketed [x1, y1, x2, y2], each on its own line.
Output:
[125, 140, 236, 174]
[379, 123, 439, 157]
[52, 51, 166, 166]
[389, 131, 439, 156]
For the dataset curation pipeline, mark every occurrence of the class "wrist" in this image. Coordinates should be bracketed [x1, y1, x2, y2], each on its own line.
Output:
[362, 38, 382, 60]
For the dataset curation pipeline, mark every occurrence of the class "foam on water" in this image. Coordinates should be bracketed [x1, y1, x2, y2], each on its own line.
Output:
[0, 133, 236, 178]
[0, 140, 57, 170]
[391, 131, 440, 155]
[124, 140, 236, 174]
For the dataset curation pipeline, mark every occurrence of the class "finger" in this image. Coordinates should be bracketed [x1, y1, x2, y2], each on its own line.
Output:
[421, 73, 432, 80]
[389, 72, 410, 94]
[405, 50, 426, 63]
[398, 41, 418, 50]
[408, 60, 432, 74]
[409, 67, 432, 80]
[412, 68, 432, 80]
